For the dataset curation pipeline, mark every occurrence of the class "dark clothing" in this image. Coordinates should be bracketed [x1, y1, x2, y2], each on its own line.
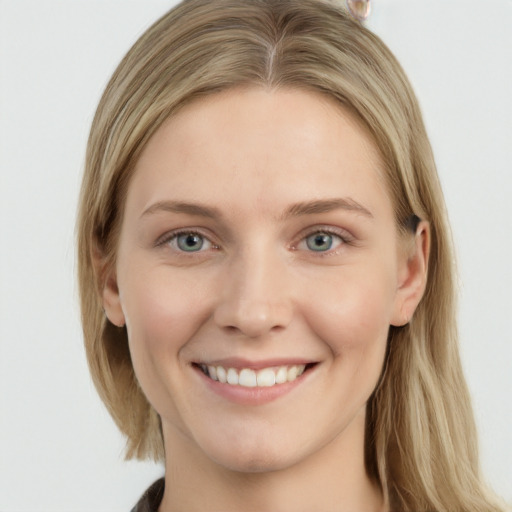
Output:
[131, 478, 165, 512]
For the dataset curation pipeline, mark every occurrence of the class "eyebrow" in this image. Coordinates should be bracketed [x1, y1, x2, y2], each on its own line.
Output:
[282, 198, 373, 219]
[140, 197, 373, 221]
[141, 201, 222, 219]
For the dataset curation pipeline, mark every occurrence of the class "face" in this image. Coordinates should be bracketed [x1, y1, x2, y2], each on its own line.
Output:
[103, 87, 425, 474]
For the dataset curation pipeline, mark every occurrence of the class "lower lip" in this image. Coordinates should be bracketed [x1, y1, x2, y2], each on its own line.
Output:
[193, 365, 315, 406]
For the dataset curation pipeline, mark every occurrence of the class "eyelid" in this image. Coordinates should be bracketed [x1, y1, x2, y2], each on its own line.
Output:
[155, 228, 218, 251]
[291, 226, 354, 253]
[154, 225, 354, 254]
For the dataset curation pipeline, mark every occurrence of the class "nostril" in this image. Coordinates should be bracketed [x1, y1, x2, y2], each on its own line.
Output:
[214, 298, 293, 338]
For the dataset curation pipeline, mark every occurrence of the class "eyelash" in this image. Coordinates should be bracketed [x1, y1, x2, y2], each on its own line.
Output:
[156, 226, 353, 256]
[156, 229, 218, 253]
[292, 227, 352, 256]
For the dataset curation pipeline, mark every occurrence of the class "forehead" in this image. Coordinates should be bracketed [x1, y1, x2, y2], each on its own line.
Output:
[126, 87, 390, 220]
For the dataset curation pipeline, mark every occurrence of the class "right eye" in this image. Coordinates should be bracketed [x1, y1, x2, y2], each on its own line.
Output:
[163, 231, 214, 253]
[303, 232, 342, 252]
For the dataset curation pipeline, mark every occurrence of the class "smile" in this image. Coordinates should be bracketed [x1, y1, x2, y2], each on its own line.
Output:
[197, 363, 313, 388]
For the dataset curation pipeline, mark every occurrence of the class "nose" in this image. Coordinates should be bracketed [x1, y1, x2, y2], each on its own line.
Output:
[213, 248, 293, 338]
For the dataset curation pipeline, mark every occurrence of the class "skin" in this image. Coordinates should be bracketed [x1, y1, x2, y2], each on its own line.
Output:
[102, 87, 429, 512]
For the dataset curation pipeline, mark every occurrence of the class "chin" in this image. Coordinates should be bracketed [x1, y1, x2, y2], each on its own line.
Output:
[213, 449, 298, 474]
[202, 432, 305, 474]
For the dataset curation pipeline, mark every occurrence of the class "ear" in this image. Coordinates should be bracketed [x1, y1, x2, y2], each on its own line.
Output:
[391, 220, 430, 327]
[91, 245, 126, 328]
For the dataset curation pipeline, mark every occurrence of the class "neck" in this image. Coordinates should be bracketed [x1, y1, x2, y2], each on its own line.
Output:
[159, 410, 386, 512]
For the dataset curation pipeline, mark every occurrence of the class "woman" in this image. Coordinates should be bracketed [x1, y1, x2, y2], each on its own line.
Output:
[77, 0, 508, 510]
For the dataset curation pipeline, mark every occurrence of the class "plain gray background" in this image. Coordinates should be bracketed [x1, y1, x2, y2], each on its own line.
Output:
[1, 0, 511, 510]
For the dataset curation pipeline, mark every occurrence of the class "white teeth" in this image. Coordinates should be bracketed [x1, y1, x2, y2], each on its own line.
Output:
[227, 368, 238, 385]
[200, 363, 309, 387]
[288, 366, 304, 382]
[257, 368, 276, 387]
[239, 369, 257, 387]
[276, 366, 288, 384]
[216, 366, 227, 383]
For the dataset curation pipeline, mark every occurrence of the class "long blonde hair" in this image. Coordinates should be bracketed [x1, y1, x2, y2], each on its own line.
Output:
[77, 1, 506, 510]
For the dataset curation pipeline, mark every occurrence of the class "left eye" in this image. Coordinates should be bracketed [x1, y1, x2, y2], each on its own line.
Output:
[300, 231, 344, 252]
[171, 232, 213, 252]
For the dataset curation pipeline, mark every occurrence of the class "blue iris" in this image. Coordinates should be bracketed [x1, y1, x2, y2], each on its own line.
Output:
[177, 233, 204, 252]
[306, 232, 333, 252]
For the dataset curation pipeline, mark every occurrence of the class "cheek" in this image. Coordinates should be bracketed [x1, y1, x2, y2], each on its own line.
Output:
[302, 266, 395, 356]
[295, 266, 395, 426]
[119, 268, 213, 376]
[117, 266, 219, 427]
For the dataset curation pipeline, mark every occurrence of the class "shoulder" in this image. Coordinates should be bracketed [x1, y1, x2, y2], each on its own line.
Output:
[130, 478, 165, 512]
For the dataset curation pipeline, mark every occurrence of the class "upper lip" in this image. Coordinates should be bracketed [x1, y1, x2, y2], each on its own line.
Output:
[193, 357, 318, 371]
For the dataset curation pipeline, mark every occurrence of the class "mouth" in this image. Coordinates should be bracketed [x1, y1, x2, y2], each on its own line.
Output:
[193, 362, 317, 388]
